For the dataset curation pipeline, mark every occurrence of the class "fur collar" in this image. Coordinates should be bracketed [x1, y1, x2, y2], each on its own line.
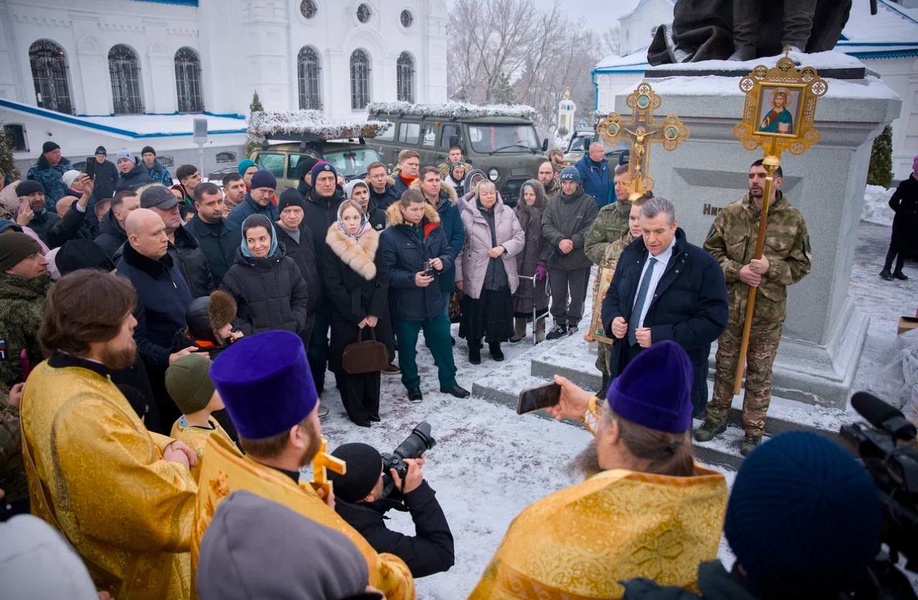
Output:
[326, 224, 379, 280]
[385, 201, 440, 227]
[409, 179, 458, 205]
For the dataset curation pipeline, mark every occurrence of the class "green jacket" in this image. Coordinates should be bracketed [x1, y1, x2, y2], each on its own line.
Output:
[0, 272, 51, 388]
[703, 192, 811, 316]
[585, 201, 631, 267]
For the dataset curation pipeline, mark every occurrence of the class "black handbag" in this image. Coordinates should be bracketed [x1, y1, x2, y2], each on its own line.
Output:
[341, 326, 389, 374]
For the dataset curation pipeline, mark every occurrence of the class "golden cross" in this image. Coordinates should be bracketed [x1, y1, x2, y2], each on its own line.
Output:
[309, 438, 346, 498]
[596, 82, 689, 197]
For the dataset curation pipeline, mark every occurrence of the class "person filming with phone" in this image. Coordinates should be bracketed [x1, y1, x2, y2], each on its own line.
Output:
[471, 341, 728, 600]
[327, 438, 455, 579]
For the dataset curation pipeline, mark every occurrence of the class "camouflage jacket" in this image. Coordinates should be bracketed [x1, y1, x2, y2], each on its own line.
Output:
[0, 401, 26, 501]
[703, 192, 811, 315]
[437, 160, 473, 179]
[0, 272, 51, 388]
[585, 201, 631, 267]
[27, 155, 74, 210]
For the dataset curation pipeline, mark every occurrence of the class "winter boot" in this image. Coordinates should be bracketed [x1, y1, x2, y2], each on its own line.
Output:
[894, 270, 909, 281]
[535, 319, 546, 343]
[489, 342, 505, 362]
[740, 434, 762, 457]
[879, 268, 894, 281]
[469, 341, 481, 365]
[509, 318, 527, 344]
[693, 419, 726, 443]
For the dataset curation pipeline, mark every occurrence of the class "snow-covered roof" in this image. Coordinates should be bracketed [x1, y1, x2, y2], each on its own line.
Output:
[78, 113, 246, 136]
[841, 0, 918, 43]
[246, 110, 391, 144]
[618, 0, 675, 22]
[366, 101, 539, 121]
[595, 47, 652, 70]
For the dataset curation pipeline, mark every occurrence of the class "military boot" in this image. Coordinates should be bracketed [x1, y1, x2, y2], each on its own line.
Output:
[693, 419, 726, 443]
[509, 318, 527, 344]
[740, 434, 762, 457]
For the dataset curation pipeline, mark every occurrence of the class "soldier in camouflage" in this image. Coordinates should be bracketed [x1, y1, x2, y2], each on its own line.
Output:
[584, 194, 646, 395]
[696, 160, 812, 456]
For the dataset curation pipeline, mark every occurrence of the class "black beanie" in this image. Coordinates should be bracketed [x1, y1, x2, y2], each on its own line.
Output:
[141, 146, 156, 156]
[16, 180, 45, 197]
[42, 141, 60, 154]
[0, 232, 41, 272]
[277, 191, 306, 213]
[328, 443, 382, 503]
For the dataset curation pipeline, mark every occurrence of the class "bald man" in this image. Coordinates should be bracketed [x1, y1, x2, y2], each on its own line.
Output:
[117, 208, 197, 429]
[575, 142, 611, 208]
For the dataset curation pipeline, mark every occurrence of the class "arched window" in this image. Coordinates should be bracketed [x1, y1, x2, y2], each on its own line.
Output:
[297, 46, 321, 110]
[29, 40, 73, 114]
[108, 45, 143, 114]
[396, 52, 415, 103]
[175, 47, 203, 113]
[350, 49, 371, 109]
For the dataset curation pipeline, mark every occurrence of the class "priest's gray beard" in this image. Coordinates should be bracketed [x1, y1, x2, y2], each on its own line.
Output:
[569, 439, 602, 479]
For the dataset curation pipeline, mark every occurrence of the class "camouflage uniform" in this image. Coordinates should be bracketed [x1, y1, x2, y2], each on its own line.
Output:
[0, 400, 26, 502]
[584, 201, 633, 389]
[703, 192, 812, 436]
[437, 160, 472, 179]
[27, 155, 74, 211]
[0, 272, 51, 389]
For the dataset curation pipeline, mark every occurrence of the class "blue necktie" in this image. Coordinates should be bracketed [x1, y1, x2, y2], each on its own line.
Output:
[629, 257, 657, 346]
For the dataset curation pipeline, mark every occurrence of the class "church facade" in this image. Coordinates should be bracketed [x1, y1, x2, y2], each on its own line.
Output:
[0, 0, 447, 119]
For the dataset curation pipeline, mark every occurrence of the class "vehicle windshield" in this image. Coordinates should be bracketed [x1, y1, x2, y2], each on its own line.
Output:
[321, 148, 383, 179]
[467, 124, 540, 154]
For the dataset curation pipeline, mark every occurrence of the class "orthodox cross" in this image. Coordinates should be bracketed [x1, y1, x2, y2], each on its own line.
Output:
[596, 82, 689, 197]
[310, 438, 346, 498]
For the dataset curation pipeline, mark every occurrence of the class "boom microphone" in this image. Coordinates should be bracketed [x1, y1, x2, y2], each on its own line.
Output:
[852, 391, 917, 441]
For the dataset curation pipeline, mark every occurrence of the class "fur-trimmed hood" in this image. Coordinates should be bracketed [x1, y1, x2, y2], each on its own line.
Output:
[326, 224, 379, 280]
[408, 178, 458, 205]
[385, 201, 440, 227]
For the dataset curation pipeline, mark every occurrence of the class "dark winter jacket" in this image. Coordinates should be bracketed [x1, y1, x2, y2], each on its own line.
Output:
[24, 209, 62, 248]
[225, 193, 279, 230]
[170, 225, 216, 298]
[116, 243, 193, 368]
[323, 225, 389, 373]
[114, 163, 154, 192]
[184, 215, 241, 285]
[391, 174, 416, 200]
[27, 155, 73, 211]
[144, 159, 173, 187]
[889, 174, 918, 254]
[94, 210, 128, 259]
[43, 202, 92, 249]
[219, 246, 309, 336]
[302, 187, 346, 277]
[514, 186, 551, 313]
[623, 560, 755, 600]
[541, 187, 600, 270]
[602, 229, 728, 408]
[333, 481, 455, 579]
[275, 221, 320, 312]
[89, 158, 119, 203]
[380, 202, 453, 321]
[575, 154, 611, 208]
[366, 176, 401, 211]
[367, 204, 387, 232]
[411, 180, 464, 295]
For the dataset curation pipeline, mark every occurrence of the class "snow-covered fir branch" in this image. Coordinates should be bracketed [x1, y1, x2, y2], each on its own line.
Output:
[366, 101, 539, 121]
[247, 110, 392, 145]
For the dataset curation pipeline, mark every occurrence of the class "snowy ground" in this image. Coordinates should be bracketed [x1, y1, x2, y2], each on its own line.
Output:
[316, 193, 916, 599]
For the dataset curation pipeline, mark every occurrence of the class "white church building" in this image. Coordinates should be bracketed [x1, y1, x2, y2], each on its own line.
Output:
[593, 0, 918, 179]
[0, 0, 448, 167]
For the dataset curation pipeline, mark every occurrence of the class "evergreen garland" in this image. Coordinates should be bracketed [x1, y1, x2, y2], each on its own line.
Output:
[867, 124, 893, 188]
[0, 122, 19, 181]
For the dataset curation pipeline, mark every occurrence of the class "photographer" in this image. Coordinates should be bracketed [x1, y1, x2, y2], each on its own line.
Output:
[328, 442, 455, 578]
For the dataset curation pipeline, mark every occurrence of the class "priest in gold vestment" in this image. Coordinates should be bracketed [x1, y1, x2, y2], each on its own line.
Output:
[470, 341, 728, 600]
[20, 271, 199, 599]
[194, 330, 415, 600]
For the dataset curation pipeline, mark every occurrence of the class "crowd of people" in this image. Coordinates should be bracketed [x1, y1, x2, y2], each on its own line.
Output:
[0, 138, 891, 600]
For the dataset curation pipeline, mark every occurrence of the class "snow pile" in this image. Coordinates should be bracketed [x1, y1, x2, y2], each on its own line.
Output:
[366, 101, 539, 121]
[246, 111, 391, 145]
[871, 328, 918, 411]
[860, 184, 895, 226]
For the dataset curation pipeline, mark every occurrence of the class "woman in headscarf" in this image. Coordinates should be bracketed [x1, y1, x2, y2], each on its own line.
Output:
[511, 179, 551, 343]
[456, 180, 525, 364]
[219, 214, 309, 337]
[442, 162, 467, 198]
[323, 200, 389, 426]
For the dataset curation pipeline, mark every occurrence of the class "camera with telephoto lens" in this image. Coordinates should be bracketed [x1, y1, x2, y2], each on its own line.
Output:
[421, 260, 436, 278]
[839, 391, 918, 598]
[381, 422, 436, 497]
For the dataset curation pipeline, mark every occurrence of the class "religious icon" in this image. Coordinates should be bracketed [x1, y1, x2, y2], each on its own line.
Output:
[589, 266, 617, 345]
[756, 86, 799, 136]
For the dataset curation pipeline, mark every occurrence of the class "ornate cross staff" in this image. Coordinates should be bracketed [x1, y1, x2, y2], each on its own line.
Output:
[731, 48, 827, 394]
[310, 438, 346, 498]
[596, 82, 690, 197]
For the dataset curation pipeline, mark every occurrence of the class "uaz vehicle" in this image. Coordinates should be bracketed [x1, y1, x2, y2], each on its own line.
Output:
[367, 102, 548, 206]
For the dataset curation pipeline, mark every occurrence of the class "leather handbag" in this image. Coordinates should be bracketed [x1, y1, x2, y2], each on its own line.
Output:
[341, 327, 389, 374]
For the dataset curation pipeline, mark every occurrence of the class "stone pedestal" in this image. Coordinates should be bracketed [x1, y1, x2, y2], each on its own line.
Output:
[617, 53, 901, 409]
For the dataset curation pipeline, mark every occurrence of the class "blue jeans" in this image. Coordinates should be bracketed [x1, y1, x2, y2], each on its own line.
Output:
[394, 314, 457, 390]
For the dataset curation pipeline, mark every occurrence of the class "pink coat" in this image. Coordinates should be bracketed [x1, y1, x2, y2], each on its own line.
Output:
[455, 193, 525, 300]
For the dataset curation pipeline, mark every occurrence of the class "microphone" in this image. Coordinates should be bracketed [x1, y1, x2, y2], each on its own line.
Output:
[851, 391, 917, 441]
